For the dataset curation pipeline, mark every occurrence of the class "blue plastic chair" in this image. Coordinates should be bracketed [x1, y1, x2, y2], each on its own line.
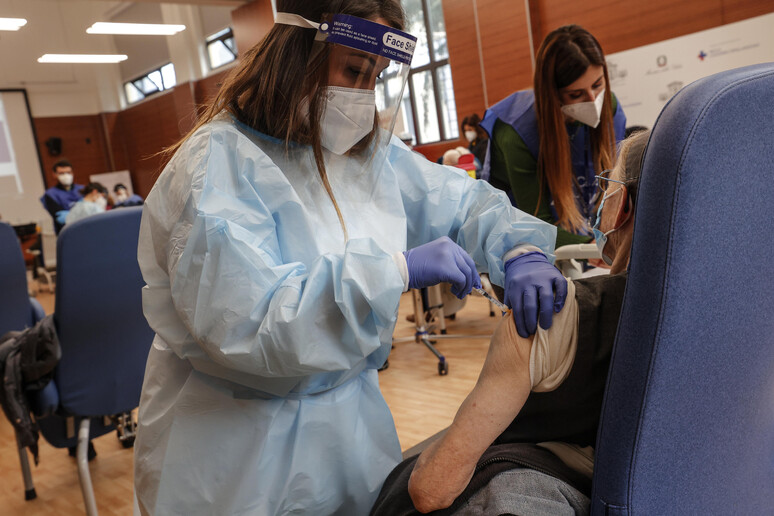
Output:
[591, 63, 774, 513]
[19, 206, 154, 515]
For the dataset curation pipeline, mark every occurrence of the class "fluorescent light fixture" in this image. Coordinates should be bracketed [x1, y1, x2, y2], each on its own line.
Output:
[0, 18, 27, 31]
[38, 54, 128, 64]
[86, 22, 186, 36]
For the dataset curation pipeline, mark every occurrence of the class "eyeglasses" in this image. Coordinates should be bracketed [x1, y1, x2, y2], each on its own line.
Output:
[595, 169, 627, 192]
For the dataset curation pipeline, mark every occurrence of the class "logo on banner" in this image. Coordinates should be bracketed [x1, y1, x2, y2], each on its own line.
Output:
[657, 55, 667, 67]
[658, 81, 684, 102]
[606, 60, 628, 82]
[698, 50, 707, 61]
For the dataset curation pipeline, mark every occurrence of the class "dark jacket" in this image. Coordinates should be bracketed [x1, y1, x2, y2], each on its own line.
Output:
[0, 315, 60, 463]
[371, 273, 628, 515]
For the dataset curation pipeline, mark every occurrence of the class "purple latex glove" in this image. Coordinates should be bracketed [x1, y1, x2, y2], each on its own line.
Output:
[504, 251, 568, 338]
[404, 236, 482, 299]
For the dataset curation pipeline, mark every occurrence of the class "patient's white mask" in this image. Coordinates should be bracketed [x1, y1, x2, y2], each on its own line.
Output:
[95, 196, 107, 210]
[561, 88, 606, 128]
[320, 86, 375, 155]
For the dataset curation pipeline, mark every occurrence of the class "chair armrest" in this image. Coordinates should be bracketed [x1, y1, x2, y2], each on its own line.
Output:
[554, 243, 602, 261]
[554, 244, 603, 280]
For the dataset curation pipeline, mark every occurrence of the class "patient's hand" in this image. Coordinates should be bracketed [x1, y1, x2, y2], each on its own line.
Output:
[408, 315, 533, 513]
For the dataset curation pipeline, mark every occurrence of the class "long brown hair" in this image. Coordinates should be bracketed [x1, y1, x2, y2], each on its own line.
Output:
[533, 25, 616, 233]
[167, 0, 405, 240]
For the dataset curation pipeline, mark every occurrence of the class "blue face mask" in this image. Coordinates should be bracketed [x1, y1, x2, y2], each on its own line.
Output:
[592, 185, 624, 266]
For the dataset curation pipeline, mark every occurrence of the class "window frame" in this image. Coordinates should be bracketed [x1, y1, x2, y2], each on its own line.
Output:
[205, 27, 237, 70]
[403, 0, 456, 145]
[123, 63, 176, 105]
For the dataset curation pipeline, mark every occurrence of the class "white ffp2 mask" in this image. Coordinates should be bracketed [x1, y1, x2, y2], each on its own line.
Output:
[58, 173, 74, 187]
[561, 88, 606, 128]
[464, 130, 477, 143]
[320, 86, 376, 155]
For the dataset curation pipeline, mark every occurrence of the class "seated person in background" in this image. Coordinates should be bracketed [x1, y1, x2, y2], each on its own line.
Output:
[625, 124, 649, 138]
[112, 183, 143, 207]
[64, 182, 108, 226]
[371, 129, 649, 516]
[460, 114, 488, 173]
[40, 159, 83, 235]
[442, 147, 477, 180]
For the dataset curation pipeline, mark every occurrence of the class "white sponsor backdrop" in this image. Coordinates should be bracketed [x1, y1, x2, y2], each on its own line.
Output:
[607, 12, 774, 129]
[90, 170, 136, 199]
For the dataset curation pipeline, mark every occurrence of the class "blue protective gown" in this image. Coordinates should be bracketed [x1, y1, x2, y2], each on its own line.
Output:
[40, 184, 83, 234]
[134, 114, 557, 515]
[480, 89, 627, 223]
[115, 193, 144, 208]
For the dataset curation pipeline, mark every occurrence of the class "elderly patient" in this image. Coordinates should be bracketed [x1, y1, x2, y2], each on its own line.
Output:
[371, 130, 650, 516]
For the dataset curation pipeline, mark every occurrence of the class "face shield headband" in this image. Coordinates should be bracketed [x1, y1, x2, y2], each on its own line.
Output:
[275, 12, 417, 153]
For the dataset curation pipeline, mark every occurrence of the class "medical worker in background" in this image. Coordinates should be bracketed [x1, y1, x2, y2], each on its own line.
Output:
[112, 183, 144, 207]
[460, 113, 488, 173]
[134, 1, 566, 514]
[481, 25, 627, 248]
[40, 159, 83, 234]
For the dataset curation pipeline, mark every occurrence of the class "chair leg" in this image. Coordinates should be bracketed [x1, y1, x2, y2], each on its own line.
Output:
[15, 432, 36, 500]
[77, 418, 99, 516]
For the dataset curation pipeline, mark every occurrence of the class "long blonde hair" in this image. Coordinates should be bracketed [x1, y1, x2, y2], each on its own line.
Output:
[165, 0, 405, 240]
[534, 25, 617, 233]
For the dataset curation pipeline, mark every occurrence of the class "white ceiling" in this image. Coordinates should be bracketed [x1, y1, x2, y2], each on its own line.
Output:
[0, 0, 242, 84]
[0, 0, 244, 115]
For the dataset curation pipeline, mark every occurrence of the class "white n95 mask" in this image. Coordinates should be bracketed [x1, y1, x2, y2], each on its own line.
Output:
[320, 86, 375, 155]
[561, 88, 606, 128]
[464, 130, 477, 143]
[58, 173, 74, 187]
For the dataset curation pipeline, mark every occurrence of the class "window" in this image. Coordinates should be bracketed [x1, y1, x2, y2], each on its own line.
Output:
[124, 63, 176, 104]
[380, 0, 458, 145]
[206, 27, 237, 70]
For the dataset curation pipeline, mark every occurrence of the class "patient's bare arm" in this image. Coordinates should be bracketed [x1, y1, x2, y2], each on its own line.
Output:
[408, 315, 533, 513]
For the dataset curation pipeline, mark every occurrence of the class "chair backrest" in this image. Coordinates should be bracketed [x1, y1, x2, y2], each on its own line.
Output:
[0, 222, 33, 335]
[53, 207, 154, 416]
[592, 63, 774, 514]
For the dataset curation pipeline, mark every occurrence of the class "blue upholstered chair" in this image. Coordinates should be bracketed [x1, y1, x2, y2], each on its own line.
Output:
[591, 63, 774, 513]
[0, 222, 45, 337]
[19, 206, 154, 515]
[0, 222, 46, 501]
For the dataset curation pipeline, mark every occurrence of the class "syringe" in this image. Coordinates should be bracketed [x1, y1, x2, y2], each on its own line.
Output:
[473, 287, 509, 313]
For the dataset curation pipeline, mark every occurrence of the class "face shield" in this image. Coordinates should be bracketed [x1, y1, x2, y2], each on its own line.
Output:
[277, 12, 416, 155]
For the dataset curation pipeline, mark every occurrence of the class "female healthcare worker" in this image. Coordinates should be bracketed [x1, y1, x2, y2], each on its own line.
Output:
[134, 1, 565, 514]
[480, 25, 627, 248]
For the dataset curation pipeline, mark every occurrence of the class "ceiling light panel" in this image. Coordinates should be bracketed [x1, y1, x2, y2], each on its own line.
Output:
[38, 54, 128, 64]
[86, 22, 186, 36]
[0, 18, 27, 31]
